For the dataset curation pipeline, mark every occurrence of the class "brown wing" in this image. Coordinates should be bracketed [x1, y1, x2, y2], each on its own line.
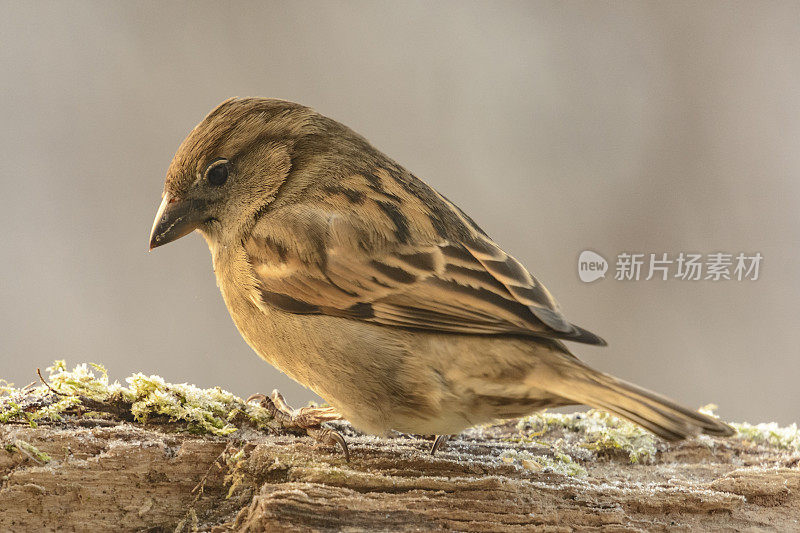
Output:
[244, 209, 605, 345]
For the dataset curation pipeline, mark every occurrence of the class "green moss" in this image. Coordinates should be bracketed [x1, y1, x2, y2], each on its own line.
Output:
[0, 379, 16, 396]
[0, 361, 276, 436]
[30, 396, 82, 424]
[47, 361, 123, 400]
[732, 422, 799, 451]
[10, 440, 51, 464]
[6, 362, 796, 460]
[174, 508, 199, 533]
[222, 446, 249, 498]
[0, 400, 23, 424]
[124, 373, 242, 435]
[697, 404, 799, 452]
[580, 411, 657, 463]
[517, 409, 657, 463]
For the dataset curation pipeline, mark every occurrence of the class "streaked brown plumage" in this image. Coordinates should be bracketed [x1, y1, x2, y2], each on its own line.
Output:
[149, 97, 733, 448]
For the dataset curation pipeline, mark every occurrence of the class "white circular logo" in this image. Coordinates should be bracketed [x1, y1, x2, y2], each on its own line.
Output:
[578, 250, 608, 282]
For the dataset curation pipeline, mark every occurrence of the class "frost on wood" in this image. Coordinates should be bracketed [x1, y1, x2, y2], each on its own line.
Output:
[1, 363, 799, 532]
[0, 361, 277, 435]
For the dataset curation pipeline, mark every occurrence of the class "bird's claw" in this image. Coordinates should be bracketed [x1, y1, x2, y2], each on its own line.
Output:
[307, 427, 350, 462]
[430, 434, 450, 455]
[247, 390, 349, 462]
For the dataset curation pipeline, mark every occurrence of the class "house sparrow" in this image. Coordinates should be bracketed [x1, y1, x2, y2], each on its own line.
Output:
[149, 97, 733, 458]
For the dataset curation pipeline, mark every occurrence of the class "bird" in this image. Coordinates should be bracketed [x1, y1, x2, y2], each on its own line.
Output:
[149, 97, 734, 460]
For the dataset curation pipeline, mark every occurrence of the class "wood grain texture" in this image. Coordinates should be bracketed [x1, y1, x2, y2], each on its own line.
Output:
[1, 419, 797, 532]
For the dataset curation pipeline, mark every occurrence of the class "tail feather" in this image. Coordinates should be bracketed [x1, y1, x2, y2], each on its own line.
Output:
[544, 365, 734, 441]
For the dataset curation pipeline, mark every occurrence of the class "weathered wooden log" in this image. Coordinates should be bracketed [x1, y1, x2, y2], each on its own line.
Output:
[1, 364, 797, 531]
[2, 418, 798, 531]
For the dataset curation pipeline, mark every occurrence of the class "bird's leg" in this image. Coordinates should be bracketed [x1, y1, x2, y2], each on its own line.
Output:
[246, 390, 349, 462]
[430, 434, 450, 455]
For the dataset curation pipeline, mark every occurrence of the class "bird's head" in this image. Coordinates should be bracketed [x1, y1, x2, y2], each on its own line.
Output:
[148, 97, 320, 250]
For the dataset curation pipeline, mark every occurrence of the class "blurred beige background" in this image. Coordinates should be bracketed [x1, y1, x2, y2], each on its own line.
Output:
[1, 1, 798, 425]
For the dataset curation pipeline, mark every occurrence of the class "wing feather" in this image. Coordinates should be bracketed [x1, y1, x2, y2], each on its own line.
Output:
[245, 208, 606, 345]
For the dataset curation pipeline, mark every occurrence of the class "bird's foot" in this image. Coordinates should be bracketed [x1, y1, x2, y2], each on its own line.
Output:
[246, 390, 349, 462]
[430, 434, 451, 455]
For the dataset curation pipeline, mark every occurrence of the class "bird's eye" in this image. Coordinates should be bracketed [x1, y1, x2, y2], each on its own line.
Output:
[205, 159, 229, 186]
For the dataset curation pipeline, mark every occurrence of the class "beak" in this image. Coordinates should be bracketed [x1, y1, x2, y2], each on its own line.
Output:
[149, 192, 203, 250]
